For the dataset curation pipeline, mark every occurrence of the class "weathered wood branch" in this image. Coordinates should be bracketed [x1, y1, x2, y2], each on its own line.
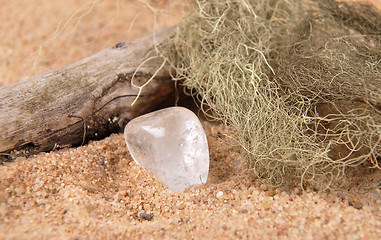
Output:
[0, 27, 175, 158]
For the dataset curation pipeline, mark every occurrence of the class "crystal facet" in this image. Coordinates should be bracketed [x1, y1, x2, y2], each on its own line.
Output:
[124, 107, 209, 192]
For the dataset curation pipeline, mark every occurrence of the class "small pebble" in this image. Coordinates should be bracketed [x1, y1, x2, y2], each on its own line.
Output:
[259, 184, 268, 191]
[268, 191, 276, 197]
[118, 190, 128, 197]
[138, 212, 152, 221]
[240, 209, 248, 214]
[216, 191, 224, 199]
[353, 202, 363, 210]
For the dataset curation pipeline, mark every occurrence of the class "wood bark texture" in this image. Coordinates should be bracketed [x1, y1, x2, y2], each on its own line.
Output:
[0, 27, 175, 158]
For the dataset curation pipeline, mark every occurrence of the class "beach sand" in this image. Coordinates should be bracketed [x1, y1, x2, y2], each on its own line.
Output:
[0, 1, 380, 239]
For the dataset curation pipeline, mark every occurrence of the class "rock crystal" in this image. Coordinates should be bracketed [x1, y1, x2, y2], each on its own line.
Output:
[124, 107, 209, 192]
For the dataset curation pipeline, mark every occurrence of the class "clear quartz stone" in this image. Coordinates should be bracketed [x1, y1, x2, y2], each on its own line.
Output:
[124, 107, 209, 192]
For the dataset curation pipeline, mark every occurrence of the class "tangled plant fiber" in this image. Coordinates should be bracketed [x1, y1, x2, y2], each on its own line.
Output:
[159, 0, 380, 189]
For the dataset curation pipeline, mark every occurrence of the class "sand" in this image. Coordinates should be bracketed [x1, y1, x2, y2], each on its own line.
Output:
[0, 0, 380, 239]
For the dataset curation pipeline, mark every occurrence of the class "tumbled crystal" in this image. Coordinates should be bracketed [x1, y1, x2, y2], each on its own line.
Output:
[124, 107, 209, 192]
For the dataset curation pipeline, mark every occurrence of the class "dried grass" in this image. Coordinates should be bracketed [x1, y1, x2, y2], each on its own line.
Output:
[159, 0, 381, 188]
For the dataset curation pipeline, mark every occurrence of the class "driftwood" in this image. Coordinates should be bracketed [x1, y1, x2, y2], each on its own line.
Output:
[0, 27, 175, 159]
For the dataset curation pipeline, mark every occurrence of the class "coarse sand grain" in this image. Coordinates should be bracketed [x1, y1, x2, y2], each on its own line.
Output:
[0, 0, 380, 239]
[0, 124, 380, 239]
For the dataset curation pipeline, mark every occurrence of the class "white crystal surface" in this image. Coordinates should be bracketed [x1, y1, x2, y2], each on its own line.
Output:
[124, 107, 209, 192]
